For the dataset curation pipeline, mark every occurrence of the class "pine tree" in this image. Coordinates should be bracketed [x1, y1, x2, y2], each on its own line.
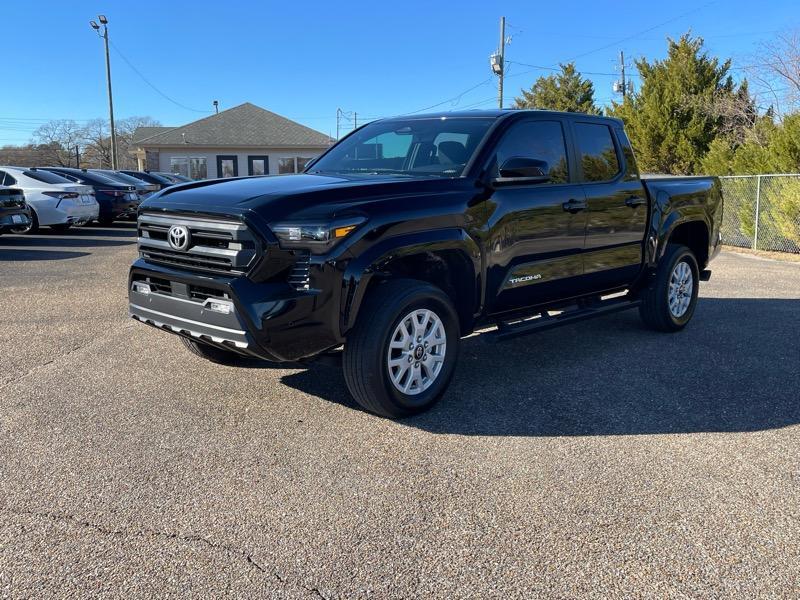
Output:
[514, 63, 600, 114]
[610, 34, 733, 174]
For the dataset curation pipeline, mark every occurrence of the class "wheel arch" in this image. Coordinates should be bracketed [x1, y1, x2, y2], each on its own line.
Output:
[340, 229, 481, 336]
[662, 218, 710, 269]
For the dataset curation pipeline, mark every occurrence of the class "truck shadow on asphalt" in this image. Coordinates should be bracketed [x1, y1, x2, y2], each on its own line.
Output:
[0, 224, 136, 250]
[280, 297, 800, 436]
[0, 223, 137, 255]
[0, 249, 92, 261]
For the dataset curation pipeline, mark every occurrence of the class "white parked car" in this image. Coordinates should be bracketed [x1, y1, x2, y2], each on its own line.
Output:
[0, 166, 99, 233]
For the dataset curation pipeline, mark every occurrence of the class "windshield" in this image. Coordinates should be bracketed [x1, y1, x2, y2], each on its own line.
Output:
[309, 117, 495, 178]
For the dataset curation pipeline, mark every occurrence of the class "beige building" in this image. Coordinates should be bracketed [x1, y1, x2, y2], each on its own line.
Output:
[131, 102, 333, 179]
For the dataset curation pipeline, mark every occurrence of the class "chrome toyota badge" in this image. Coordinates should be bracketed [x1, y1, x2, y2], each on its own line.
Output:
[167, 225, 190, 251]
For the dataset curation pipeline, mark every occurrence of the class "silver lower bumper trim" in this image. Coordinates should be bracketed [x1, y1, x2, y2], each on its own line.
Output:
[129, 302, 249, 349]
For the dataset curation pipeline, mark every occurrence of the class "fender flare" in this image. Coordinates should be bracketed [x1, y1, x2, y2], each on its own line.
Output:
[646, 190, 711, 268]
[340, 228, 481, 334]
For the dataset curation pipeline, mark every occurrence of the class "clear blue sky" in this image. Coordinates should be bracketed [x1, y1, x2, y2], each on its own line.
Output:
[0, 0, 796, 145]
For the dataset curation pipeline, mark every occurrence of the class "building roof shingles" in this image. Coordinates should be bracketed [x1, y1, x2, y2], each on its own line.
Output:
[131, 103, 332, 148]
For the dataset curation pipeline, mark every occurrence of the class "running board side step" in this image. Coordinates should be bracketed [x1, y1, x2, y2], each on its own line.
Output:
[492, 296, 641, 342]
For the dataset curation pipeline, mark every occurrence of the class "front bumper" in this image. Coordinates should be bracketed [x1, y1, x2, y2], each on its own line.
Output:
[128, 259, 343, 362]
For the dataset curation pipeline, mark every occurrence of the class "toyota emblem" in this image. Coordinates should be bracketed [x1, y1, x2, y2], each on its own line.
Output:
[167, 225, 190, 251]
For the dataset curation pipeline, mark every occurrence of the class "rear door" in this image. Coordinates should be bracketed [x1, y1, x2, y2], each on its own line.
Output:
[484, 116, 588, 314]
[572, 120, 648, 290]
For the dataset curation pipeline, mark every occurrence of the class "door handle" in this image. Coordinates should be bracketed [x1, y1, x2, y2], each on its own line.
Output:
[625, 196, 646, 208]
[562, 198, 587, 213]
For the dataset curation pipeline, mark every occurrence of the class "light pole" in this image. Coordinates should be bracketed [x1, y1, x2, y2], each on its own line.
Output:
[90, 15, 117, 169]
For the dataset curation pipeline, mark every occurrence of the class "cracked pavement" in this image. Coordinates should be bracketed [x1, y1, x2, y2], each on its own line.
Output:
[1, 225, 799, 598]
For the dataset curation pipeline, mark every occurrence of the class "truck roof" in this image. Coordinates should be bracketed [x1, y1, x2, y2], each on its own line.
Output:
[384, 109, 624, 126]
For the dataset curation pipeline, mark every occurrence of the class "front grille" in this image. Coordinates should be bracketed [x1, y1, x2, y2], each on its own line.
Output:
[137, 212, 260, 276]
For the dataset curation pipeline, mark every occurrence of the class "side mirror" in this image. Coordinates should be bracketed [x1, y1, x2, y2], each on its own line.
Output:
[498, 157, 550, 179]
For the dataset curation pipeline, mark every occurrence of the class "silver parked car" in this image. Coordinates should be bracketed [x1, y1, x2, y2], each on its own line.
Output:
[0, 166, 98, 233]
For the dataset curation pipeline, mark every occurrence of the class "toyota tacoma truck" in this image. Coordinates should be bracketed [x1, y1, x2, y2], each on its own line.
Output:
[128, 110, 723, 418]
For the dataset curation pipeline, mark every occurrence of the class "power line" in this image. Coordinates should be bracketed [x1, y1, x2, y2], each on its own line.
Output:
[564, 1, 717, 63]
[400, 77, 494, 115]
[507, 60, 636, 78]
[108, 40, 212, 114]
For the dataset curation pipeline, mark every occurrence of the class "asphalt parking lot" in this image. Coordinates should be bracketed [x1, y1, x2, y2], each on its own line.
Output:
[1, 225, 799, 598]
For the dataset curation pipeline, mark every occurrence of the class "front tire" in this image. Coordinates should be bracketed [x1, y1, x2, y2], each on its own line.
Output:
[180, 337, 246, 366]
[343, 279, 460, 418]
[639, 243, 699, 332]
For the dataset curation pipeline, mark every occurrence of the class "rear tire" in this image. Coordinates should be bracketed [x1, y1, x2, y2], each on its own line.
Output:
[343, 279, 460, 418]
[180, 337, 246, 366]
[639, 243, 699, 332]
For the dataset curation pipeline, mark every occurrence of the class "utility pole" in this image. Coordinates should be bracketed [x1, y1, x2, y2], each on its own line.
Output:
[613, 50, 633, 100]
[498, 16, 505, 108]
[336, 108, 342, 140]
[74, 146, 80, 168]
[213, 100, 219, 114]
[90, 15, 117, 169]
[490, 17, 506, 109]
[354, 112, 358, 129]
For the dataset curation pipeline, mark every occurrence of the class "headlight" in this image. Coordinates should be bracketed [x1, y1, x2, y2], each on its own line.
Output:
[270, 218, 364, 253]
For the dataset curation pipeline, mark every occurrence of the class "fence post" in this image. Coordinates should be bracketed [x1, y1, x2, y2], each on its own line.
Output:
[753, 175, 762, 250]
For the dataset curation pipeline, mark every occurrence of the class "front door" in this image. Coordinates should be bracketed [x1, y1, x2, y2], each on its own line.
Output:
[484, 118, 587, 314]
[571, 121, 648, 291]
[216, 155, 238, 178]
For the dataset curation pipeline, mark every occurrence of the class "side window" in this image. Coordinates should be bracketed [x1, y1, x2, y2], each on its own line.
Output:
[494, 120, 569, 183]
[574, 123, 621, 182]
[0, 171, 17, 186]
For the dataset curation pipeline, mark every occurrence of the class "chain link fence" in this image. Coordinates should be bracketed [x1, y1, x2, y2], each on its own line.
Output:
[719, 174, 800, 253]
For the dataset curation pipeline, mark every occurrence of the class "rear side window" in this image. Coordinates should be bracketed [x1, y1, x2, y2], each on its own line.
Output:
[23, 170, 72, 184]
[494, 120, 569, 183]
[574, 123, 621, 182]
[0, 171, 17, 186]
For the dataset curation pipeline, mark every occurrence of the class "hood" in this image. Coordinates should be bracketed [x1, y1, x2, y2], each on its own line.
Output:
[140, 173, 474, 223]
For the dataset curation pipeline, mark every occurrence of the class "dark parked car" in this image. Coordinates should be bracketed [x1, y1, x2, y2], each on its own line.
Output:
[41, 167, 140, 225]
[90, 170, 160, 200]
[0, 186, 31, 234]
[119, 170, 175, 190]
[129, 109, 723, 418]
[155, 172, 193, 184]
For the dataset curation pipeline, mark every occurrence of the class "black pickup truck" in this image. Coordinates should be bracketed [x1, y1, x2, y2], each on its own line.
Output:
[129, 110, 723, 418]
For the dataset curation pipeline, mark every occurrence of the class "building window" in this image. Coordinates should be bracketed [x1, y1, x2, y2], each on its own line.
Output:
[278, 156, 315, 174]
[170, 157, 207, 180]
[190, 158, 207, 180]
[170, 157, 189, 177]
[216, 155, 239, 178]
[248, 155, 269, 176]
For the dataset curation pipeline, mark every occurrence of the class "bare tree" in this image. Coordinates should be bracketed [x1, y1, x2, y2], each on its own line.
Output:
[116, 116, 162, 169]
[31, 120, 84, 166]
[81, 118, 113, 168]
[750, 29, 800, 113]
